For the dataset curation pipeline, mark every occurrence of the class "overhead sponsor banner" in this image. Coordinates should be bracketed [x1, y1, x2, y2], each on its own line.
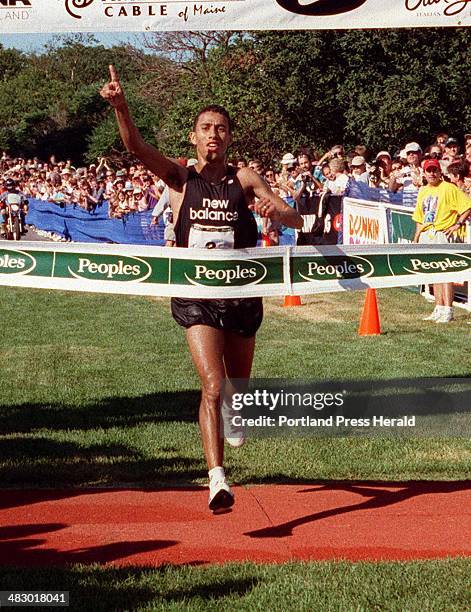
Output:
[1, 0, 469, 33]
[343, 198, 389, 245]
[1, 241, 470, 298]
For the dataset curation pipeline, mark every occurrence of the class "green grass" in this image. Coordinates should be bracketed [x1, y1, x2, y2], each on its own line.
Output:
[0, 286, 470, 486]
[0, 559, 469, 611]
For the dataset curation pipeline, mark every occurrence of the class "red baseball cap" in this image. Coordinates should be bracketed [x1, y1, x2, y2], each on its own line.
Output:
[423, 158, 441, 172]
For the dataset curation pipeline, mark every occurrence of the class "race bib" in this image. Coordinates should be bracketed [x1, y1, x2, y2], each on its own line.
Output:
[188, 224, 235, 249]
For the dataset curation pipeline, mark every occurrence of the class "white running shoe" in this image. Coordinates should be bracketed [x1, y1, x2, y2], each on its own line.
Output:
[208, 478, 234, 512]
[221, 402, 246, 448]
[435, 311, 454, 324]
[423, 307, 441, 321]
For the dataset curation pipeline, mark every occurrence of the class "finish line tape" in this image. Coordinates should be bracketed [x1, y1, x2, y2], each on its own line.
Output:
[0, 242, 470, 299]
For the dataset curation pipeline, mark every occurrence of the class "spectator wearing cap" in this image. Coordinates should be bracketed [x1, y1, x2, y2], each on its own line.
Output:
[132, 186, 149, 212]
[375, 151, 392, 178]
[412, 157, 471, 323]
[441, 138, 460, 174]
[389, 142, 423, 194]
[350, 156, 368, 184]
[279, 153, 297, 174]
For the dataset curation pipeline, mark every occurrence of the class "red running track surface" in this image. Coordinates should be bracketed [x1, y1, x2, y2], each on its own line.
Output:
[0, 482, 470, 566]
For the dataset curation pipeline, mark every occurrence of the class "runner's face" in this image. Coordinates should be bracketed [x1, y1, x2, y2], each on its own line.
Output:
[190, 112, 231, 162]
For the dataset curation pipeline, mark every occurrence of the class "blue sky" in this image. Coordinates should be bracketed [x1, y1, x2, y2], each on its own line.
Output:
[0, 32, 144, 52]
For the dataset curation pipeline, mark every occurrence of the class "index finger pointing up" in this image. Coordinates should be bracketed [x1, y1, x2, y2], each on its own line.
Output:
[109, 64, 120, 83]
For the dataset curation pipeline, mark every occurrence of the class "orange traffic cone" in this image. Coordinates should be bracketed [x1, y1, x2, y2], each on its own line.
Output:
[283, 295, 302, 307]
[358, 288, 381, 336]
[261, 234, 271, 248]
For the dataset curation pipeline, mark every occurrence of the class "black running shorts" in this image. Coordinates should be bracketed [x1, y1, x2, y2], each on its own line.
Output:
[171, 297, 263, 338]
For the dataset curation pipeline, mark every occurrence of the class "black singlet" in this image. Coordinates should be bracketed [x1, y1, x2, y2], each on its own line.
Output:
[174, 166, 258, 249]
[171, 165, 263, 338]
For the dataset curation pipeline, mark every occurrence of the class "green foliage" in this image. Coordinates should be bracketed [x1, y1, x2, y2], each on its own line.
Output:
[1, 29, 469, 163]
[154, 28, 470, 160]
[86, 84, 163, 163]
[0, 44, 26, 81]
[0, 36, 148, 163]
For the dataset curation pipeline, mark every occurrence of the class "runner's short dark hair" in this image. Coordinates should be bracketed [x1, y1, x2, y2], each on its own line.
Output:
[193, 105, 233, 133]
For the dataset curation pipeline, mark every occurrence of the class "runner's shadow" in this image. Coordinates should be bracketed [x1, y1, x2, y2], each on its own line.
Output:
[245, 480, 471, 538]
[0, 522, 178, 566]
[0, 486, 208, 512]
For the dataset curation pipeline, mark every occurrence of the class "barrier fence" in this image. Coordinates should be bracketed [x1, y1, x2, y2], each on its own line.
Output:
[26, 200, 166, 245]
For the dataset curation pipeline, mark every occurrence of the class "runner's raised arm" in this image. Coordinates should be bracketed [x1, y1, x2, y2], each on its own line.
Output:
[100, 65, 187, 190]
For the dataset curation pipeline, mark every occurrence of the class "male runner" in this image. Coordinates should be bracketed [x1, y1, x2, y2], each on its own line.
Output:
[100, 66, 303, 512]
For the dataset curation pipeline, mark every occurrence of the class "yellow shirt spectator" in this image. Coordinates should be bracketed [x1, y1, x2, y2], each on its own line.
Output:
[412, 180, 471, 232]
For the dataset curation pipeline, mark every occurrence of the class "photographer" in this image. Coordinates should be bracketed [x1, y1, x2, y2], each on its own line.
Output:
[389, 142, 423, 195]
[294, 153, 322, 206]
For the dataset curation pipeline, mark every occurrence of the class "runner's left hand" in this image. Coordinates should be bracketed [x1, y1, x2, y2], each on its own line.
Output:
[250, 197, 281, 222]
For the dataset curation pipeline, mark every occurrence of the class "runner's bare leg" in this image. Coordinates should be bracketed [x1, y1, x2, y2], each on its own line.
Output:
[186, 325, 226, 469]
[223, 331, 256, 379]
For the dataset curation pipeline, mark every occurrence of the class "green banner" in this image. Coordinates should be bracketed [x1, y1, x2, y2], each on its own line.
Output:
[0, 243, 470, 298]
[390, 210, 416, 244]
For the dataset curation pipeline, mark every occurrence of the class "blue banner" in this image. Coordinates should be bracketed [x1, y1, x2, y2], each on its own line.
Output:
[26, 199, 295, 246]
[26, 199, 166, 245]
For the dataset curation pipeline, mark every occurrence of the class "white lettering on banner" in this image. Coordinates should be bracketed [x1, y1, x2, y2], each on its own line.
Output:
[1, 244, 470, 298]
[302, 214, 317, 232]
[194, 264, 257, 284]
[77, 258, 141, 278]
[0, 254, 26, 269]
[307, 261, 365, 278]
[409, 257, 468, 272]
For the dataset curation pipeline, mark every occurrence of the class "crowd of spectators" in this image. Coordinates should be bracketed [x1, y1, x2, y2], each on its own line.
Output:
[0, 154, 165, 219]
[0, 132, 469, 228]
[233, 132, 471, 207]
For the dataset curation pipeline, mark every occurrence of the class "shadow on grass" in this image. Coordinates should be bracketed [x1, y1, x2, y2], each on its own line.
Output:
[0, 565, 259, 611]
[0, 390, 200, 434]
[0, 437, 207, 487]
[1, 379, 470, 435]
[245, 479, 471, 539]
[0, 380, 469, 487]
